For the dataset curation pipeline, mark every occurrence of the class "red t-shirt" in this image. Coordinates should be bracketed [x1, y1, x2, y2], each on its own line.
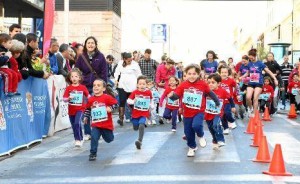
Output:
[262, 84, 274, 101]
[174, 80, 211, 117]
[288, 81, 300, 94]
[128, 89, 153, 118]
[160, 86, 180, 110]
[220, 77, 236, 104]
[63, 84, 89, 115]
[85, 94, 118, 130]
[205, 87, 230, 120]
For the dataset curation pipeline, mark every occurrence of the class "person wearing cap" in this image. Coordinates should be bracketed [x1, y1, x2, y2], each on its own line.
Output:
[114, 52, 142, 126]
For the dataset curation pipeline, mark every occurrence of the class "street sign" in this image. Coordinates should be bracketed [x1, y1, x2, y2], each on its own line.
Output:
[151, 24, 167, 43]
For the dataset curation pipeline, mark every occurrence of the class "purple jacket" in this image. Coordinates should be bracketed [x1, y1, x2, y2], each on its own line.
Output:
[75, 51, 108, 90]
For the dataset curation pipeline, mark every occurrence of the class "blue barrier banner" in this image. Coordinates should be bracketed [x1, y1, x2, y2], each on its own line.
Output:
[0, 77, 51, 156]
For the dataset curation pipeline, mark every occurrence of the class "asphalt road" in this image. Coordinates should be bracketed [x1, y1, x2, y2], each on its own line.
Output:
[0, 113, 300, 184]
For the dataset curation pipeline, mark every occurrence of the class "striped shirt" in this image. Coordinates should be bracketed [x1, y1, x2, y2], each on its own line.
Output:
[138, 58, 158, 82]
[281, 63, 293, 82]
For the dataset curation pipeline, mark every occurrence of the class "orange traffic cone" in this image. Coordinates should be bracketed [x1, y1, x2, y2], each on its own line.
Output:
[262, 107, 272, 121]
[244, 117, 255, 134]
[288, 104, 297, 119]
[253, 136, 271, 163]
[250, 125, 263, 147]
[263, 144, 292, 176]
[256, 118, 264, 127]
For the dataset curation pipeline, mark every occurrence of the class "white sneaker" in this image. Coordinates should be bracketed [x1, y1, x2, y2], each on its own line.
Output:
[198, 137, 207, 148]
[223, 128, 230, 135]
[147, 120, 152, 126]
[84, 134, 91, 141]
[217, 141, 226, 147]
[166, 119, 171, 124]
[171, 129, 176, 132]
[125, 119, 131, 123]
[152, 120, 157, 125]
[212, 143, 219, 150]
[75, 140, 81, 147]
[230, 122, 237, 129]
[187, 147, 196, 157]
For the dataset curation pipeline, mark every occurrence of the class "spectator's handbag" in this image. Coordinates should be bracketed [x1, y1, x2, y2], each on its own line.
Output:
[81, 55, 99, 78]
[82, 55, 116, 98]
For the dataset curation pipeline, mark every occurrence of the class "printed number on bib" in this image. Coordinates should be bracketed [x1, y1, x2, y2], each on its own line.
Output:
[205, 98, 223, 114]
[91, 106, 108, 123]
[250, 73, 260, 83]
[183, 90, 203, 110]
[259, 93, 270, 101]
[69, 91, 83, 106]
[134, 96, 151, 111]
[167, 98, 179, 107]
[292, 88, 299, 96]
[152, 91, 160, 103]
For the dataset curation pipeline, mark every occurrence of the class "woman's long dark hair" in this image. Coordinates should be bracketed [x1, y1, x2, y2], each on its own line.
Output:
[83, 36, 99, 53]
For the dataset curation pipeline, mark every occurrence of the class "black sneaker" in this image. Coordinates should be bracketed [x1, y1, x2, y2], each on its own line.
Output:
[135, 140, 142, 149]
[280, 106, 286, 110]
[117, 119, 123, 126]
[89, 154, 96, 161]
[159, 118, 164, 124]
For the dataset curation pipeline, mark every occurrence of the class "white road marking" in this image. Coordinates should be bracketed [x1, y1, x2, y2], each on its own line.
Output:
[1, 174, 299, 183]
[266, 132, 300, 165]
[194, 133, 240, 162]
[276, 114, 300, 126]
[109, 132, 172, 165]
[32, 133, 121, 158]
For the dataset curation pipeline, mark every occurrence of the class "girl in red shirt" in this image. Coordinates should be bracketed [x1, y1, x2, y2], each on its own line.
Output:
[218, 65, 237, 134]
[127, 75, 153, 150]
[259, 77, 274, 113]
[288, 73, 300, 111]
[159, 76, 180, 132]
[63, 68, 89, 147]
[168, 64, 220, 157]
[83, 79, 118, 161]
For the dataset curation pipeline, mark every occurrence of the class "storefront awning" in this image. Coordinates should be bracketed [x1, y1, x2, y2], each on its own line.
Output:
[2, 0, 44, 18]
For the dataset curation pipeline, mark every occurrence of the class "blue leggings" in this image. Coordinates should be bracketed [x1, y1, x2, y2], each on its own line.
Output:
[221, 103, 235, 130]
[206, 115, 225, 143]
[163, 108, 178, 129]
[183, 112, 204, 149]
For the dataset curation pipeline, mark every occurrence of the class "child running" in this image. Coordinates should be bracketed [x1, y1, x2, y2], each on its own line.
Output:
[159, 76, 180, 132]
[205, 74, 235, 149]
[259, 77, 274, 113]
[63, 68, 89, 147]
[83, 79, 118, 161]
[288, 73, 300, 111]
[146, 79, 159, 125]
[127, 75, 153, 150]
[218, 65, 237, 134]
[168, 64, 220, 157]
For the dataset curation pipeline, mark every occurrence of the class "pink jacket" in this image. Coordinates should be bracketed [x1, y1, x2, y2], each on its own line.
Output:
[155, 63, 176, 88]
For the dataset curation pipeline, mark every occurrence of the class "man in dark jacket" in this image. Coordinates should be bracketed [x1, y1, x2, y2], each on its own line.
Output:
[56, 43, 70, 77]
[20, 33, 50, 79]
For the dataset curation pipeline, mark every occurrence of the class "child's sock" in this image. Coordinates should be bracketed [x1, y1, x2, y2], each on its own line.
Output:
[138, 124, 145, 142]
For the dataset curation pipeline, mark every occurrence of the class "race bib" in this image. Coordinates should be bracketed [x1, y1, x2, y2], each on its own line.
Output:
[69, 91, 83, 106]
[237, 95, 243, 102]
[259, 93, 270, 101]
[183, 90, 203, 110]
[91, 106, 108, 123]
[205, 98, 223, 114]
[292, 88, 299, 96]
[167, 98, 179, 107]
[152, 91, 160, 103]
[250, 73, 260, 83]
[134, 96, 151, 111]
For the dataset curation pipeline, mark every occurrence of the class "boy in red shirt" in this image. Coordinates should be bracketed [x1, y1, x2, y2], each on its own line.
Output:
[206, 74, 235, 149]
[288, 73, 300, 111]
[127, 75, 153, 150]
[63, 68, 89, 147]
[168, 64, 220, 157]
[83, 79, 118, 161]
[259, 77, 274, 113]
